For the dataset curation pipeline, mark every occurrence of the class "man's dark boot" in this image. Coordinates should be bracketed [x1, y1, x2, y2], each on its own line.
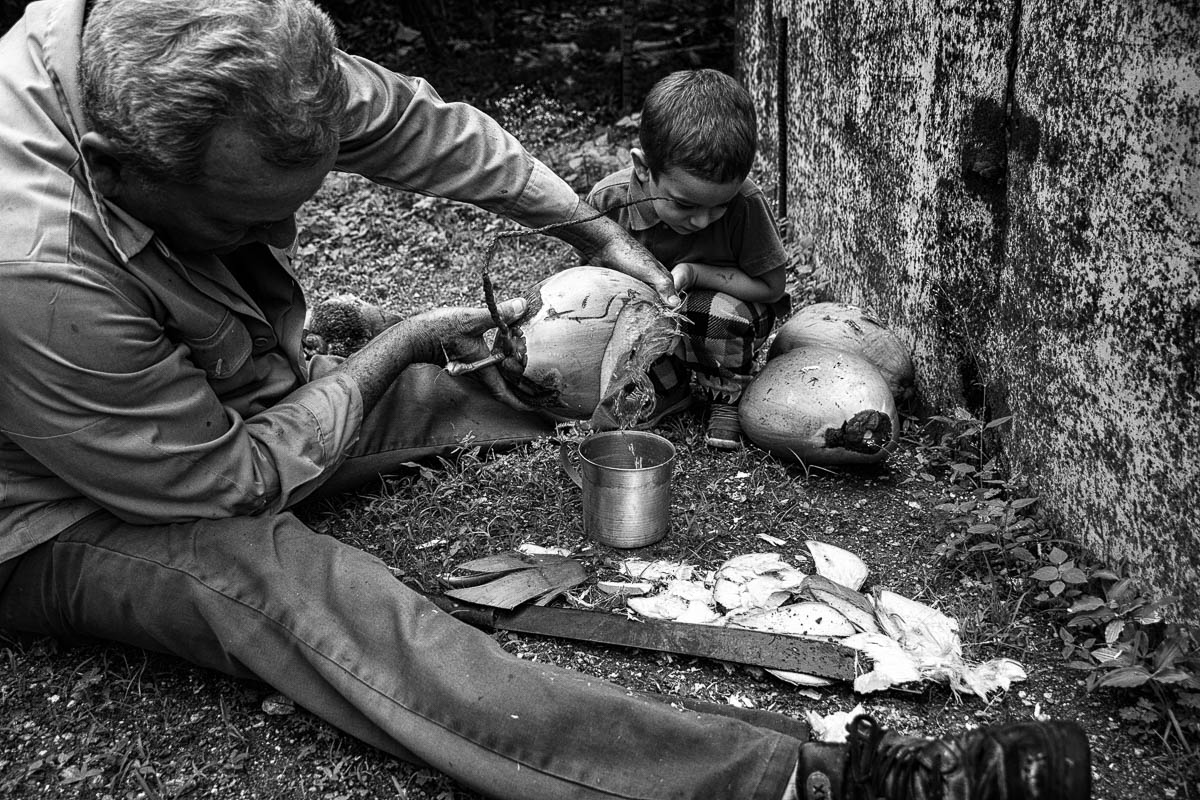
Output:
[796, 714, 1092, 799]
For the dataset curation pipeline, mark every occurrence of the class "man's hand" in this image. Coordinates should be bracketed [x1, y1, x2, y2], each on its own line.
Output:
[336, 298, 532, 413]
[671, 263, 698, 294]
[401, 300, 524, 367]
[549, 206, 682, 308]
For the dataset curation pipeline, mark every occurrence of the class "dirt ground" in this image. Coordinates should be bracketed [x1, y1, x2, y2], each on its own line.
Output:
[0, 437, 1189, 798]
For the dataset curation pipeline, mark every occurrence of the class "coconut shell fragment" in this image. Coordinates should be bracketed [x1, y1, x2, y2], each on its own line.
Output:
[727, 601, 858, 637]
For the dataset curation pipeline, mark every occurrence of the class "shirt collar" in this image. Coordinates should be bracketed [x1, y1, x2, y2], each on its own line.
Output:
[43, 0, 156, 262]
[625, 169, 663, 232]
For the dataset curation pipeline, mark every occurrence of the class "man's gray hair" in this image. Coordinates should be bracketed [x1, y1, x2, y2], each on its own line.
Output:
[81, 0, 348, 183]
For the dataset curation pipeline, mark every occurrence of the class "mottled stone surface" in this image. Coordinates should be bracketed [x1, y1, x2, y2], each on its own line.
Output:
[1000, 2, 1199, 614]
[739, 0, 1199, 621]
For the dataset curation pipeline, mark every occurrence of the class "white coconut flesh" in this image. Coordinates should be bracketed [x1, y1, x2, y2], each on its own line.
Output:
[499, 267, 680, 422]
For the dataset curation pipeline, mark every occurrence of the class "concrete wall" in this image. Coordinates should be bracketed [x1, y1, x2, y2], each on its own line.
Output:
[738, 0, 1199, 621]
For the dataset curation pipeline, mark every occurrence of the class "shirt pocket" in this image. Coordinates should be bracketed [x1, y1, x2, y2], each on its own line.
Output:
[185, 311, 253, 381]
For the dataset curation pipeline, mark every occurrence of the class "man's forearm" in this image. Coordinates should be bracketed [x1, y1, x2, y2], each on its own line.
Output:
[334, 319, 419, 412]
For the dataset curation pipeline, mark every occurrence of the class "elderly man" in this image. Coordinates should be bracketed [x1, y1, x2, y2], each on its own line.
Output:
[0, 1, 1091, 798]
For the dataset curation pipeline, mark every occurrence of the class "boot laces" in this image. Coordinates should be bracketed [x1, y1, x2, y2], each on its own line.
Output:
[847, 715, 965, 800]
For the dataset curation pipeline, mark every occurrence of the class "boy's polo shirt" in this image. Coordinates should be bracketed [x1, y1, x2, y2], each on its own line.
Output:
[586, 167, 787, 278]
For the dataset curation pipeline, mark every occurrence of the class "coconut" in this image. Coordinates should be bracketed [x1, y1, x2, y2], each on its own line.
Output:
[499, 267, 680, 423]
[768, 302, 914, 400]
[739, 346, 899, 466]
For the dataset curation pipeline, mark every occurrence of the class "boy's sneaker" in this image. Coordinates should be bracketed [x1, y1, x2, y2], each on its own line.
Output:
[796, 714, 1091, 799]
[705, 403, 743, 450]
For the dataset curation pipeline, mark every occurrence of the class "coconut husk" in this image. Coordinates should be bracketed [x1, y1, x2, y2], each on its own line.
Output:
[442, 553, 588, 609]
[592, 299, 683, 428]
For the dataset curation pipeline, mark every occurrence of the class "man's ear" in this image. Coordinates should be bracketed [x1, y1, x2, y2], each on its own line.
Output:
[79, 131, 127, 197]
[630, 148, 652, 183]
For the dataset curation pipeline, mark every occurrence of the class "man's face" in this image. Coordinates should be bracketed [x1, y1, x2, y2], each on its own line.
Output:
[636, 164, 743, 236]
[116, 124, 337, 256]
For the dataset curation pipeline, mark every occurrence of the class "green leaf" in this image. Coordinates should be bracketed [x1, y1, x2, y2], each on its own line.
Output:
[1068, 607, 1116, 627]
[969, 542, 1001, 552]
[967, 523, 999, 534]
[1008, 497, 1038, 509]
[1096, 666, 1151, 689]
[1152, 638, 1184, 671]
[1031, 566, 1061, 582]
[1150, 667, 1197, 686]
[1009, 546, 1036, 563]
[1107, 578, 1137, 602]
[1049, 546, 1069, 565]
[1061, 567, 1089, 584]
[1050, 580, 1066, 596]
[984, 415, 1013, 429]
[1069, 596, 1106, 614]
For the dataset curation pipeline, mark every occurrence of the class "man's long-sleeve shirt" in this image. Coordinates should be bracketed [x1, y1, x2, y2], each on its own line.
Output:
[0, 0, 582, 561]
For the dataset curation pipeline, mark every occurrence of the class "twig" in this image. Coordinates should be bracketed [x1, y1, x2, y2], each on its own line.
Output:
[479, 195, 666, 279]
[1166, 703, 1194, 754]
[477, 195, 668, 347]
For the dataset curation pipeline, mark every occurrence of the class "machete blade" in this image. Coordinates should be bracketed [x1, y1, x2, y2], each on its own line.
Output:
[423, 593, 862, 681]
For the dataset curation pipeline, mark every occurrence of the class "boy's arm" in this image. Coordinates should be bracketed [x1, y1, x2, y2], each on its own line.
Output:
[673, 262, 787, 304]
[670, 182, 788, 304]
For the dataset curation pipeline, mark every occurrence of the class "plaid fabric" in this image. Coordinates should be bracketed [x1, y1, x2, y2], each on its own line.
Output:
[649, 289, 784, 403]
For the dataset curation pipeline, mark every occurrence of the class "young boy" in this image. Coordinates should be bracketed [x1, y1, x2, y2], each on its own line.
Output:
[587, 68, 789, 449]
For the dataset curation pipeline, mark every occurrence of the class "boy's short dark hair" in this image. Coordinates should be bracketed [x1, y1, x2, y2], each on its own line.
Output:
[638, 69, 757, 184]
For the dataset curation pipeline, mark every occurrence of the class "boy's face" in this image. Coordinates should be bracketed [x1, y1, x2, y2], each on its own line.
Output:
[632, 151, 744, 236]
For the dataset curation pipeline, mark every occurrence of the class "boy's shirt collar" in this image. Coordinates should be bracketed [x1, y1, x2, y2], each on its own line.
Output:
[626, 169, 663, 232]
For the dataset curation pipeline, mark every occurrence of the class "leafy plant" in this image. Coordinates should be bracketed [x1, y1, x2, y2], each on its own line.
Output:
[1031, 553, 1200, 751]
[1054, 569, 1199, 681]
[908, 408, 1011, 487]
[919, 412, 1200, 752]
[1029, 546, 1090, 600]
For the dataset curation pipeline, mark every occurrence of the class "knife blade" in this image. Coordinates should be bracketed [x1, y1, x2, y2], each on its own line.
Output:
[421, 592, 862, 681]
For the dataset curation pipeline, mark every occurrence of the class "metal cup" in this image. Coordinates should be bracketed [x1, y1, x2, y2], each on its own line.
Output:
[560, 430, 675, 548]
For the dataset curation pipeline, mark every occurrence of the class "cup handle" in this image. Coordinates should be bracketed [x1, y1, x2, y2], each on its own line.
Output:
[559, 441, 583, 488]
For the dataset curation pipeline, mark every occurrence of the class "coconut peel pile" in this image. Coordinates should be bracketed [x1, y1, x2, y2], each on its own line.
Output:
[607, 541, 1027, 700]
